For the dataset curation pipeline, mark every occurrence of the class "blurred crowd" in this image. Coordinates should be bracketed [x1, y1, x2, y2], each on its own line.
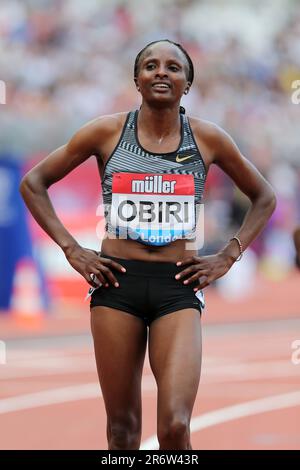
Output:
[1, 0, 300, 280]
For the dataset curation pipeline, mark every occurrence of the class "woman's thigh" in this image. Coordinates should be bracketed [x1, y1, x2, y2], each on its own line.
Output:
[148, 309, 202, 422]
[91, 306, 148, 417]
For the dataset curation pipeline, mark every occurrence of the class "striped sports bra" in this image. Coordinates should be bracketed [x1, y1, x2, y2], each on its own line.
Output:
[101, 110, 207, 246]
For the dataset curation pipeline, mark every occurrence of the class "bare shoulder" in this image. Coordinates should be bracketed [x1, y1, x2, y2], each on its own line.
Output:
[188, 116, 239, 164]
[188, 116, 228, 145]
[187, 116, 231, 166]
[66, 111, 129, 158]
[80, 112, 128, 142]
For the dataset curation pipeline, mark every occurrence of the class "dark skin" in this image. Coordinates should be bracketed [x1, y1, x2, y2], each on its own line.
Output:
[20, 42, 276, 449]
[294, 226, 300, 268]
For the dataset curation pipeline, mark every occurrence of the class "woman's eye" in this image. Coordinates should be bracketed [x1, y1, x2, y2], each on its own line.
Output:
[145, 63, 179, 71]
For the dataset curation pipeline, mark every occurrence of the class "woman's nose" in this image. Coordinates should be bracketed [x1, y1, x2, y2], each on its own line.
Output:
[155, 67, 168, 78]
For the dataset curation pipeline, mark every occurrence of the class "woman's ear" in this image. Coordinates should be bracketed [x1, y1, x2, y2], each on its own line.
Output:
[184, 82, 191, 95]
[134, 78, 140, 92]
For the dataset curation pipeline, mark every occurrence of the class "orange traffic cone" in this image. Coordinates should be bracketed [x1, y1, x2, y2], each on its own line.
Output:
[10, 258, 46, 330]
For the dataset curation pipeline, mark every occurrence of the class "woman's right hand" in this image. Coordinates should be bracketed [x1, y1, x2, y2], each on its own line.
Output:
[64, 244, 126, 288]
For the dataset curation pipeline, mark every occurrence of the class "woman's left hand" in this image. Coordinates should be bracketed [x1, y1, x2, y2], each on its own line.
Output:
[175, 253, 234, 290]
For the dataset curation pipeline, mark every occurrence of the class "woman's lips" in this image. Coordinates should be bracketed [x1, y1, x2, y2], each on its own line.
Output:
[152, 83, 170, 91]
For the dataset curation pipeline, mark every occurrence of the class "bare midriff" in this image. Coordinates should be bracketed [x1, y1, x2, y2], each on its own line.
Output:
[100, 236, 196, 263]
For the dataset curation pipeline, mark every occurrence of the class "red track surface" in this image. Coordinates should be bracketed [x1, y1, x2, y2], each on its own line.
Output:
[0, 271, 299, 450]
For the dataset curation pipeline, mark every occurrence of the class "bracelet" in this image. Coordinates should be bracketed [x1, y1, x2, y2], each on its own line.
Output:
[229, 236, 243, 261]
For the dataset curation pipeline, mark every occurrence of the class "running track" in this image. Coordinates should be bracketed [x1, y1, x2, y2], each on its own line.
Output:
[0, 315, 299, 450]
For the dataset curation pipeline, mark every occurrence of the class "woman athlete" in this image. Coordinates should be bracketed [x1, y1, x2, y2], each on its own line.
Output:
[20, 39, 276, 450]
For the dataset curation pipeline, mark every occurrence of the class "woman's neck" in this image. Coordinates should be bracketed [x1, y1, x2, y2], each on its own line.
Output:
[137, 103, 181, 141]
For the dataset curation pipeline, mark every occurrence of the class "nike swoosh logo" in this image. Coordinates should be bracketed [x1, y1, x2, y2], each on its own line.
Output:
[176, 154, 196, 163]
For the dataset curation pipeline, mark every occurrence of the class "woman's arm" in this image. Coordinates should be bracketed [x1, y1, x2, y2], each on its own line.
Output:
[20, 126, 95, 254]
[20, 117, 126, 287]
[176, 124, 276, 289]
[213, 127, 276, 264]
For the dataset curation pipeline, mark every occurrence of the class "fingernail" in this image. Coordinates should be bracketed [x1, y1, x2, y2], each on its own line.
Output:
[176, 261, 182, 266]
[183, 280, 188, 284]
[115, 282, 119, 287]
[175, 274, 180, 279]
[193, 288, 198, 291]
[105, 283, 109, 287]
[121, 268, 126, 272]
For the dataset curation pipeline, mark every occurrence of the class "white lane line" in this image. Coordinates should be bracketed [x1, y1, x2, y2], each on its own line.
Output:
[0, 383, 100, 414]
[0, 375, 156, 415]
[0, 359, 97, 379]
[0, 365, 96, 379]
[140, 390, 300, 450]
[1, 358, 297, 382]
[201, 360, 299, 383]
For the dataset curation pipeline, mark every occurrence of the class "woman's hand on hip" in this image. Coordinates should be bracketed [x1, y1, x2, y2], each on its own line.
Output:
[175, 253, 234, 290]
[64, 245, 126, 288]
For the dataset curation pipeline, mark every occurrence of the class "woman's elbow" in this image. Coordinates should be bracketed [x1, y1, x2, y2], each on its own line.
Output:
[259, 187, 277, 215]
[19, 171, 44, 198]
[269, 191, 277, 213]
[19, 174, 30, 198]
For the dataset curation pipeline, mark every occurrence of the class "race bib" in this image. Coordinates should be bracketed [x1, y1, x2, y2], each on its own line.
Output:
[110, 173, 195, 246]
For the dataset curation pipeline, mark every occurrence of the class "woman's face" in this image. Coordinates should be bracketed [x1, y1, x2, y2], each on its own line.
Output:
[135, 42, 190, 107]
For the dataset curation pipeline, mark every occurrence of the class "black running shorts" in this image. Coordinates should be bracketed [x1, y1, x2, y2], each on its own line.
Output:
[89, 254, 205, 327]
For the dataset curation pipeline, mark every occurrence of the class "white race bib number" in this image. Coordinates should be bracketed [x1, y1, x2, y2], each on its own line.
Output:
[110, 173, 195, 245]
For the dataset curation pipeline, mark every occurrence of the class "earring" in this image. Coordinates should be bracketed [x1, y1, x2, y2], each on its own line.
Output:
[184, 90, 188, 95]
